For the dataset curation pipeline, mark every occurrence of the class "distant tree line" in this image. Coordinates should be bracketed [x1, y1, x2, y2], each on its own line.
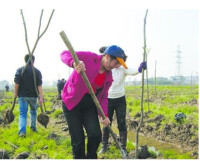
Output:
[1, 76, 198, 90]
[147, 77, 174, 85]
[125, 76, 199, 86]
[0, 80, 58, 90]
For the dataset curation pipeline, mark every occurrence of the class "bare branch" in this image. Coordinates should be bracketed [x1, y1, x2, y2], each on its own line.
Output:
[135, 9, 148, 159]
[39, 9, 55, 38]
[38, 10, 44, 38]
[31, 9, 55, 55]
[20, 9, 32, 75]
[4, 141, 19, 149]
[20, 9, 31, 55]
[20, 9, 55, 75]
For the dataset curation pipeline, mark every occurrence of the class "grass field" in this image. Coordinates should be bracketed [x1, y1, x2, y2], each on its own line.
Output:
[0, 85, 199, 159]
[126, 85, 198, 126]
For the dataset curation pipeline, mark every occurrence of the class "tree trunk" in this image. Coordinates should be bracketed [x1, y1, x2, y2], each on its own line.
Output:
[135, 9, 148, 159]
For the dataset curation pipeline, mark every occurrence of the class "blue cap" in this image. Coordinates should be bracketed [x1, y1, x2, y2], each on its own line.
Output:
[104, 45, 128, 69]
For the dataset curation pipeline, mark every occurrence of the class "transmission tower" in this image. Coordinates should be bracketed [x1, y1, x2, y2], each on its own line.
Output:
[176, 45, 182, 85]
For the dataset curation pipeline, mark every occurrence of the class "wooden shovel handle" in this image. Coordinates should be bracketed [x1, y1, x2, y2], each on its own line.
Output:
[39, 104, 44, 113]
[10, 97, 17, 112]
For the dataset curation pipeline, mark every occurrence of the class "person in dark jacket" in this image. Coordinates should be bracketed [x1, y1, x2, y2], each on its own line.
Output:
[5, 84, 9, 92]
[57, 78, 66, 100]
[14, 54, 43, 137]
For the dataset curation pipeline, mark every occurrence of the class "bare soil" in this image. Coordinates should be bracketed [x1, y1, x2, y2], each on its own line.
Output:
[127, 111, 199, 159]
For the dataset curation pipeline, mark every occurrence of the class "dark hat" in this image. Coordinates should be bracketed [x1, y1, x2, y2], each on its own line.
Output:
[104, 45, 128, 69]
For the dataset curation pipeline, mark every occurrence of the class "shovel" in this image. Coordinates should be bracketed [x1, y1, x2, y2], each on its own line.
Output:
[37, 102, 49, 128]
[60, 31, 127, 159]
[4, 97, 17, 124]
[4, 96, 49, 128]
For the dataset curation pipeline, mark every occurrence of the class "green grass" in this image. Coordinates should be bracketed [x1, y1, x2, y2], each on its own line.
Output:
[0, 121, 73, 159]
[125, 85, 198, 159]
[51, 109, 63, 118]
[0, 85, 198, 159]
[161, 150, 193, 159]
[126, 85, 198, 126]
[0, 90, 73, 159]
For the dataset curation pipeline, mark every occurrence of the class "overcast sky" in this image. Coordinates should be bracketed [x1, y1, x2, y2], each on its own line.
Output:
[0, 0, 199, 83]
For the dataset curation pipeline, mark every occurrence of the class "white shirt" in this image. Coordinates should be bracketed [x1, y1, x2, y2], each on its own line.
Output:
[108, 66, 139, 98]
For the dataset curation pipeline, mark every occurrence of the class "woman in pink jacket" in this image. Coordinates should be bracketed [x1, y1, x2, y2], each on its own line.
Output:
[60, 45, 128, 159]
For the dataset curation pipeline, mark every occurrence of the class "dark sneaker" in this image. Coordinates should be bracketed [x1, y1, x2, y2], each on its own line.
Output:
[98, 146, 108, 154]
[121, 148, 128, 158]
[19, 133, 26, 137]
[30, 127, 37, 132]
[57, 95, 62, 100]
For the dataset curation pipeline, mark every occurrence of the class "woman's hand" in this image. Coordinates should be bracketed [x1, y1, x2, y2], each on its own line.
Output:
[73, 61, 86, 73]
[100, 117, 110, 127]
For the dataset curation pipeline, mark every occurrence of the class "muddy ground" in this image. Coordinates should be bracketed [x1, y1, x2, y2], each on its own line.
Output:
[46, 99, 199, 159]
[127, 111, 199, 159]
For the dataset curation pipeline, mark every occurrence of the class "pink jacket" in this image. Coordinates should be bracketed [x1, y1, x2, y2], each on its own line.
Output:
[60, 50, 113, 116]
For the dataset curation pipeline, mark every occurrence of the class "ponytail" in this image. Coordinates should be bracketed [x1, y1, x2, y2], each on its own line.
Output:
[99, 46, 107, 54]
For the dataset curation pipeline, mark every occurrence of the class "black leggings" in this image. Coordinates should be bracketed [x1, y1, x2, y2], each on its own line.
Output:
[62, 94, 102, 159]
[108, 96, 127, 132]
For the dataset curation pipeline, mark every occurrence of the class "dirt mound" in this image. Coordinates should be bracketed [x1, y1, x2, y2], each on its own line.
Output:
[48, 133, 62, 141]
[128, 145, 153, 159]
[146, 114, 165, 122]
[0, 149, 9, 159]
[138, 145, 151, 159]
[0, 115, 4, 125]
[15, 152, 29, 159]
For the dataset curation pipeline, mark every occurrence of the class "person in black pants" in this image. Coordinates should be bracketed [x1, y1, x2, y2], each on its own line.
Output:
[5, 84, 9, 92]
[57, 78, 66, 100]
[98, 46, 147, 156]
[62, 94, 102, 159]
[60, 45, 128, 159]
